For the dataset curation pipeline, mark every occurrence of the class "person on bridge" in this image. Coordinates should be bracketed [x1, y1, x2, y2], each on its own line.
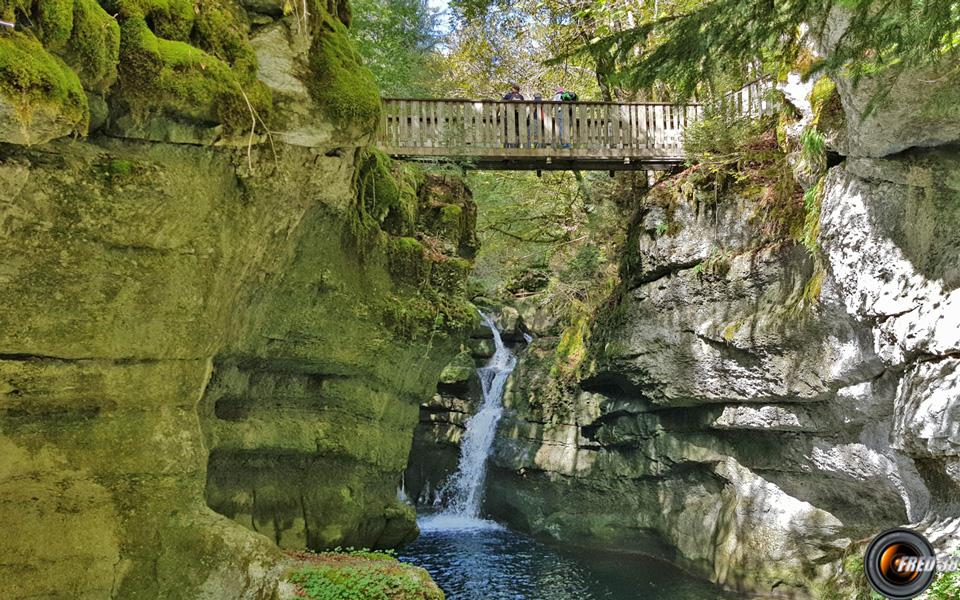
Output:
[552, 87, 577, 148]
[531, 93, 544, 148]
[502, 84, 524, 101]
[503, 84, 525, 147]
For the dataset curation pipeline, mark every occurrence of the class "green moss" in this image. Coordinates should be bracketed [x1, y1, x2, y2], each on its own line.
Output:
[306, 12, 381, 133]
[358, 149, 403, 225]
[63, 0, 121, 93]
[813, 551, 879, 600]
[0, 1, 27, 22]
[36, 0, 74, 51]
[114, 15, 271, 133]
[810, 77, 836, 123]
[438, 204, 462, 234]
[429, 256, 471, 296]
[722, 320, 741, 342]
[103, 0, 196, 40]
[102, 158, 134, 178]
[387, 237, 429, 283]
[439, 350, 474, 384]
[382, 163, 420, 236]
[552, 314, 589, 380]
[382, 290, 477, 341]
[191, 1, 257, 81]
[0, 31, 88, 136]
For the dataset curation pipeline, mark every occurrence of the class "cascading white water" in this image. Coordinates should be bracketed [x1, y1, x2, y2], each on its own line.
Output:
[436, 311, 516, 520]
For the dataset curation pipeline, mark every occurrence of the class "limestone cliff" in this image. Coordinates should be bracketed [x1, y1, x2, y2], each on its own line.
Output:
[407, 41, 960, 600]
[0, 1, 473, 598]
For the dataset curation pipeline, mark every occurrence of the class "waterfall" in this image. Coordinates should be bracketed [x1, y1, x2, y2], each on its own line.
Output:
[437, 311, 517, 519]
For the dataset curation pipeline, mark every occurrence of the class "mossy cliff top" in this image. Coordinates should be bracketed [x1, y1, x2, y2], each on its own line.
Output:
[0, 0, 379, 145]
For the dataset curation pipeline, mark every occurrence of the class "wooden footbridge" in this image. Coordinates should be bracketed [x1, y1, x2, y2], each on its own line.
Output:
[378, 81, 774, 172]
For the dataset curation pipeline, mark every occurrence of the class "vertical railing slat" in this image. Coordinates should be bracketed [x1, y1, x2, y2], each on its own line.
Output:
[621, 104, 630, 151]
[547, 101, 553, 148]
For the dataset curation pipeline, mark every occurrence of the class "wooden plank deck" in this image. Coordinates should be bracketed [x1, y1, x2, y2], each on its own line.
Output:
[377, 80, 773, 171]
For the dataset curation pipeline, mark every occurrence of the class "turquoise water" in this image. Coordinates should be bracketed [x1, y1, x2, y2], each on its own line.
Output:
[398, 517, 735, 600]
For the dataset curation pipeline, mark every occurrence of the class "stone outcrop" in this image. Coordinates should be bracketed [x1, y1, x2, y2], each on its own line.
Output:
[408, 57, 960, 598]
[0, 1, 473, 598]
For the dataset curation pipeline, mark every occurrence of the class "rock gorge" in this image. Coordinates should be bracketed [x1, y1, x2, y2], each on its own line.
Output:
[1, 1, 470, 597]
[408, 28, 960, 600]
[2, 0, 959, 598]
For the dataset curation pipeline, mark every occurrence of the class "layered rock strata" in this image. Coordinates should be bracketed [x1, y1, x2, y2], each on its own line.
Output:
[0, 1, 474, 597]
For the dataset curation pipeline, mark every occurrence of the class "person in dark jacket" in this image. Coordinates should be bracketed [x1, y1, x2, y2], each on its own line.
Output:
[502, 84, 525, 147]
[503, 84, 524, 101]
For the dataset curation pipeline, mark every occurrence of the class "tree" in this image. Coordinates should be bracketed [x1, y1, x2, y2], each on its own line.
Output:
[350, 0, 444, 96]
[573, 0, 960, 101]
[434, 0, 602, 99]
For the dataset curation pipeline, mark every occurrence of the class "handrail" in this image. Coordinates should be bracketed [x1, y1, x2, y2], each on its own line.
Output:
[382, 97, 705, 107]
[376, 80, 776, 165]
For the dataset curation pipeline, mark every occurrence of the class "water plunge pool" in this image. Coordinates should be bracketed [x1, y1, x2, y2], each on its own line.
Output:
[399, 516, 735, 600]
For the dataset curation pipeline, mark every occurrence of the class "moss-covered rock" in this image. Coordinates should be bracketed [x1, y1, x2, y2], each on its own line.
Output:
[111, 15, 272, 137]
[305, 10, 380, 132]
[0, 0, 381, 147]
[0, 133, 475, 596]
[0, 31, 88, 144]
[439, 350, 475, 385]
[35, 0, 75, 50]
[64, 0, 121, 93]
[103, 0, 197, 40]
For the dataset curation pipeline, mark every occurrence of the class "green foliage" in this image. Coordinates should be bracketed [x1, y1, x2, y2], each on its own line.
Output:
[433, 0, 605, 99]
[308, 13, 382, 133]
[288, 550, 442, 600]
[563, 244, 602, 282]
[349, 0, 442, 96]
[575, 0, 960, 104]
[683, 109, 774, 170]
[0, 31, 88, 134]
[470, 171, 601, 293]
[928, 557, 960, 600]
[801, 175, 825, 254]
[800, 127, 826, 173]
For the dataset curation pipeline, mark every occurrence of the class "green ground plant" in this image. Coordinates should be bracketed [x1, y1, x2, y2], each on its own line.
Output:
[287, 549, 442, 600]
[928, 553, 960, 600]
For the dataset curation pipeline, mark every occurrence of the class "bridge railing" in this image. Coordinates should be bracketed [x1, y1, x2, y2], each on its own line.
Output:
[380, 99, 703, 157]
[378, 80, 776, 161]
